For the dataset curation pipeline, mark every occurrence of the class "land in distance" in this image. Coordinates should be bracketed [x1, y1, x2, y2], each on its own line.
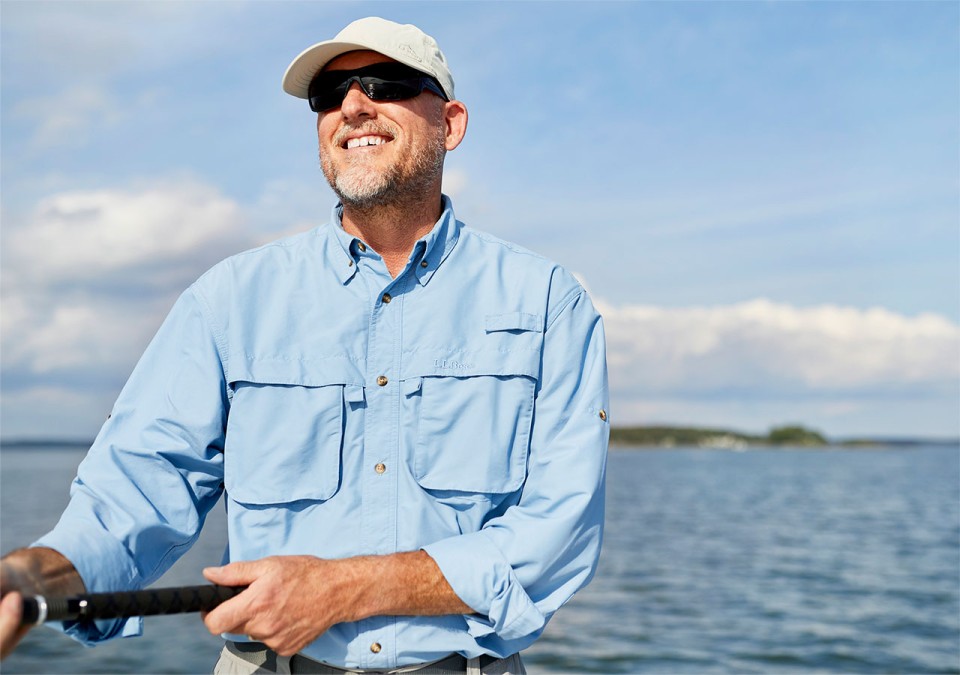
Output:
[609, 425, 959, 449]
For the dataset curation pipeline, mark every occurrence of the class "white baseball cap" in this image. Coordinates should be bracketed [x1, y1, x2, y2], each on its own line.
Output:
[282, 17, 455, 101]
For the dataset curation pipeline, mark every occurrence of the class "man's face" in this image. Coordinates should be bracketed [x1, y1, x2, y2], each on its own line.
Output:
[316, 50, 447, 209]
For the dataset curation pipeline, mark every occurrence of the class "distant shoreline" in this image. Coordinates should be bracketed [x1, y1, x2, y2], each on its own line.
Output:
[2, 428, 958, 451]
[0, 439, 94, 449]
[609, 424, 960, 449]
[609, 439, 960, 450]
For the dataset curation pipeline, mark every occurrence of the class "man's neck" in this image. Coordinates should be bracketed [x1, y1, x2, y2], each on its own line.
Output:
[340, 194, 444, 278]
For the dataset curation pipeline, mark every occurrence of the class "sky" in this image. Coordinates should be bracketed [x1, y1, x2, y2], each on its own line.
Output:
[1, 0, 958, 440]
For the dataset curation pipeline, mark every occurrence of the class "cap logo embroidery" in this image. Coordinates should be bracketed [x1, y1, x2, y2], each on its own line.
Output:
[398, 43, 423, 63]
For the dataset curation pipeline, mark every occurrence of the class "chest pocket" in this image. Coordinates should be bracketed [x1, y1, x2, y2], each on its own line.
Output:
[402, 313, 543, 494]
[224, 357, 361, 505]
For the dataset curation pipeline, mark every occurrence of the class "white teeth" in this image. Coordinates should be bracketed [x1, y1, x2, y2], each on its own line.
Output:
[346, 136, 386, 149]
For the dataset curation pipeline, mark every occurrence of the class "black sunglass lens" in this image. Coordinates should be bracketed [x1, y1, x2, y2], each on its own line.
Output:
[307, 64, 437, 112]
[363, 79, 421, 101]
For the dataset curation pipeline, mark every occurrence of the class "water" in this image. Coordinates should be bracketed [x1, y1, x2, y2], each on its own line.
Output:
[1, 445, 957, 674]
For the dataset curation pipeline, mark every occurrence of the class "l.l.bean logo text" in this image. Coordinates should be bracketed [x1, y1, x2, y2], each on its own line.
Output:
[434, 358, 474, 370]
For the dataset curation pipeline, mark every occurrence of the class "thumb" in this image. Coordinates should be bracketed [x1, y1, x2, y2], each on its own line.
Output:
[203, 560, 259, 586]
[1, 592, 28, 661]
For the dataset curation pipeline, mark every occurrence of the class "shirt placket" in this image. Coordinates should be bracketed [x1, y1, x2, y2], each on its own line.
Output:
[358, 255, 409, 668]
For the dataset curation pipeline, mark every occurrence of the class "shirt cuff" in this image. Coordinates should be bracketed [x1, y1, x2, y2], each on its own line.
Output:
[32, 521, 144, 644]
[422, 531, 545, 642]
[57, 615, 143, 645]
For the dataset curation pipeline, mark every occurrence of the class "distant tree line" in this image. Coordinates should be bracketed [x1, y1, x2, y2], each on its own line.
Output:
[609, 424, 829, 448]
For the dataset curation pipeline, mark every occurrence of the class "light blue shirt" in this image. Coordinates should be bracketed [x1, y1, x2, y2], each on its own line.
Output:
[35, 196, 609, 668]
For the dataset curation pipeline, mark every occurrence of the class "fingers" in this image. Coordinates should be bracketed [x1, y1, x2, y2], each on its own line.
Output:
[202, 560, 268, 636]
[203, 590, 254, 637]
[202, 555, 333, 656]
[0, 592, 29, 661]
[203, 560, 259, 586]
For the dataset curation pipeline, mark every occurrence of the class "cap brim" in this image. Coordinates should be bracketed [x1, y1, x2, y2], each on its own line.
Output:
[282, 40, 373, 99]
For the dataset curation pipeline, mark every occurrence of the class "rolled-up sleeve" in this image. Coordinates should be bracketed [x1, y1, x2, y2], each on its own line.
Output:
[423, 287, 609, 654]
[32, 286, 228, 644]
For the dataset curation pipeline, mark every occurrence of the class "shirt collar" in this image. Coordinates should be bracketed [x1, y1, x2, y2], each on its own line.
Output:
[328, 205, 359, 284]
[413, 195, 460, 287]
[326, 195, 461, 286]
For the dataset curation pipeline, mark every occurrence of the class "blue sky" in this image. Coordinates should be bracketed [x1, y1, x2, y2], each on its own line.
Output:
[2, 1, 958, 439]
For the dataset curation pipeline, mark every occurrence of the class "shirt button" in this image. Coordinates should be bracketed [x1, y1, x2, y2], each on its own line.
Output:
[357, 242, 367, 252]
[370, 642, 382, 654]
[375, 462, 386, 474]
[377, 375, 388, 387]
[599, 409, 607, 421]
[420, 260, 428, 268]
[382, 293, 392, 304]
[348, 260, 353, 267]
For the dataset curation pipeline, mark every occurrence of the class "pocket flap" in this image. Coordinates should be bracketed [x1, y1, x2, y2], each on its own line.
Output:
[485, 312, 543, 334]
[344, 384, 365, 405]
[228, 355, 364, 388]
[402, 377, 423, 396]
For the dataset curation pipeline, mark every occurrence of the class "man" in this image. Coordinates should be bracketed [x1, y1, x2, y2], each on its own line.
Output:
[0, 17, 608, 674]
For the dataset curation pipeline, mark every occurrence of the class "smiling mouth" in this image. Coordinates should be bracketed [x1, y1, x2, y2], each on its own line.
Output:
[343, 135, 392, 150]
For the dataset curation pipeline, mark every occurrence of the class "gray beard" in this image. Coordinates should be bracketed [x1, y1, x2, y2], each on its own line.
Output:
[321, 134, 446, 210]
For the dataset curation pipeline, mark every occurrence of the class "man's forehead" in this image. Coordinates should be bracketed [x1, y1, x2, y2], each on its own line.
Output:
[323, 50, 397, 72]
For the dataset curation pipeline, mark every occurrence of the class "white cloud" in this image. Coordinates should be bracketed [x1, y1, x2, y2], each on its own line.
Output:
[2, 293, 161, 376]
[0, 177, 314, 439]
[3, 177, 957, 440]
[1, 180, 261, 411]
[598, 297, 960, 399]
[0, 286, 158, 438]
[4, 180, 252, 291]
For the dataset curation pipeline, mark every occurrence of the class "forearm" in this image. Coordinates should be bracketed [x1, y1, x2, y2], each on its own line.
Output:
[1, 547, 86, 599]
[0, 547, 88, 659]
[345, 550, 473, 621]
[202, 549, 473, 656]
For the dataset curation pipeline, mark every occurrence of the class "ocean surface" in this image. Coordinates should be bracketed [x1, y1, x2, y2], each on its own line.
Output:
[1, 444, 957, 674]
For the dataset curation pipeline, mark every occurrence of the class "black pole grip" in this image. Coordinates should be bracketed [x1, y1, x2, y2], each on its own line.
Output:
[20, 584, 246, 625]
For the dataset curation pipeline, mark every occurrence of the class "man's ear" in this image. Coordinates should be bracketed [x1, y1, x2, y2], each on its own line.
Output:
[443, 100, 468, 151]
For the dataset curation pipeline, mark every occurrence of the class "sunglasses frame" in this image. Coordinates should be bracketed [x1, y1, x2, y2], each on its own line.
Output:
[308, 63, 449, 113]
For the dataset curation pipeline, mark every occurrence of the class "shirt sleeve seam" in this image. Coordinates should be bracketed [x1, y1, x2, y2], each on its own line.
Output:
[188, 285, 230, 379]
[546, 286, 584, 331]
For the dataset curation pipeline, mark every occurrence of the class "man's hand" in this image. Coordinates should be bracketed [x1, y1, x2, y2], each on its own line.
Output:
[1, 548, 85, 661]
[202, 555, 362, 656]
[0, 589, 29, 660]
[202, 551, 472, 657]
[2, 558, 39, 661]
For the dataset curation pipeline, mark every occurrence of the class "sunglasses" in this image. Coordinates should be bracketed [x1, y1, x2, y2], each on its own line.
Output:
[308, 62, 448, 113]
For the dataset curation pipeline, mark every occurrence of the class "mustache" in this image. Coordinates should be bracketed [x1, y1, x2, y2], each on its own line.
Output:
[332, 122, 398, 148]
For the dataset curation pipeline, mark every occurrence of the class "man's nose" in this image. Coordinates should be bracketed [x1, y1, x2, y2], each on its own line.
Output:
[340, 82, 375, 120]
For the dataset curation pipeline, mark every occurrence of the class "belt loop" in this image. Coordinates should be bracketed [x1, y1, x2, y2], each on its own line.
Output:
[466, 657, 481, 675]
